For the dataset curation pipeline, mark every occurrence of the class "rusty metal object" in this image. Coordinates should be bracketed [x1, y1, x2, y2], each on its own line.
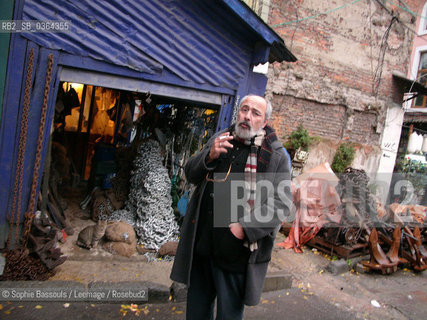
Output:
[7, 48, 35, 248]
[23, 53, 54, 247]
[344, 227, 362, 245]
[0, 248, 53, 281]
[2, 54, 62, 281]
[413, 227, 427, 257]
[406, 227, 427, 272]
[317, 168, 379, 250]
[288, 166, 426, 274]
[368, 224, 427, 274]
[386, 227, 407, 265]
[361, 228, 399, 275]
[388, 214, 427, 271]
[337, 168, 378, 225]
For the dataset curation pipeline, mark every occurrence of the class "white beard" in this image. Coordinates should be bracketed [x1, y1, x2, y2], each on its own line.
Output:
[235, 120, 263, 140]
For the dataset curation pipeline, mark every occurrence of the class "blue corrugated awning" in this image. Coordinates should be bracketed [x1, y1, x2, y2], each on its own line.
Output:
[21, 0, 258, 90]
[221, 0, 297, 63]
[22, 0, 295, 91]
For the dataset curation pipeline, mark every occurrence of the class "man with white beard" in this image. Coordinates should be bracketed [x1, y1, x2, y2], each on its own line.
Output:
[171, 95, 292, 320]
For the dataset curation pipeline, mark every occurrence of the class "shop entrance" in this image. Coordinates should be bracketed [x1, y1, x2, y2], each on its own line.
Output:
[42, 80, 221, 261]
[53, 82, 219, 188]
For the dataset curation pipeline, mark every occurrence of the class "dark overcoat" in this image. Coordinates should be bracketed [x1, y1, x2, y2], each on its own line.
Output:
[170, 128, 292, 306]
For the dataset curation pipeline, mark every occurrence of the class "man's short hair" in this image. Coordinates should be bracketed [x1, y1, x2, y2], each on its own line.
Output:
[239, 95, 272, 120]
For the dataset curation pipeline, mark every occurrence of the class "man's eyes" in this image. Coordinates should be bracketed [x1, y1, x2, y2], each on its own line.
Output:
[241, 107, 261, 116]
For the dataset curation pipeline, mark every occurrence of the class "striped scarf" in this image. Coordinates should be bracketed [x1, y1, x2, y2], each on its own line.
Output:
[233, 125, 278, 250]
[234, 131, 264, 209]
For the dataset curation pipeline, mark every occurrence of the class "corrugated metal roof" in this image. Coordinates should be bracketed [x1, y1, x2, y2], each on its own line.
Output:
[22, 0, 264, 90]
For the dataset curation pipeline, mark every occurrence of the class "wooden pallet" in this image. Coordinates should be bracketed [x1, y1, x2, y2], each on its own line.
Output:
[307, 237, 369, 259]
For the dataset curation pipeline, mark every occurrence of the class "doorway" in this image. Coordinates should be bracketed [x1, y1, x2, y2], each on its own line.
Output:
[43, 80, 220, 260]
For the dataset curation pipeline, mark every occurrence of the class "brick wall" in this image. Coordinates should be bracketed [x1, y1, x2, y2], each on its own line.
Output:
[344, 110, 381, 145]
[270, 94, 381, 146]
[266, 0, 417, 151]
[270, 95, 345, 141]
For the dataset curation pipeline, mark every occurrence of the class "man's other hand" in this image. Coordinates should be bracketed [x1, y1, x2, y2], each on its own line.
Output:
[229, 223, 245, 240]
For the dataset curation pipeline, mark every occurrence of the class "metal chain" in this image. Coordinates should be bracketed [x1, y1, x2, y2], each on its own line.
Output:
[0, 248, 51, 281]
[111, 140, 179, 250]
[7, 48, 35, 249]
[23, 54, 54, 248]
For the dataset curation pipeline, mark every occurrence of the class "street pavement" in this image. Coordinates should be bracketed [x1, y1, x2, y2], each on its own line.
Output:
[0, 288, 360, 320]
[2, 234, 427, 319]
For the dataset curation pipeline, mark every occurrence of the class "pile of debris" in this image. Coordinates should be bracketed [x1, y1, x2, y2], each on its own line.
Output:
[278, 164, 427, 274]
[1, 210, 68, 281]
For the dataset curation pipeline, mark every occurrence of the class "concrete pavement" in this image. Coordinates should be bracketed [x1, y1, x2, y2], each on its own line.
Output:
[1, 233, 427, 319]
[0, 288, 361, 320]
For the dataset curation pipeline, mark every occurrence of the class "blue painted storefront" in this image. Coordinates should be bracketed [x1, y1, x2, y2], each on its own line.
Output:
[0, 0, 295, 244]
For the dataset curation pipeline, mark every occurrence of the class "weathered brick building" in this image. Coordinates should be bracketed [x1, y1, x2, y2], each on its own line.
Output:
[262, 0, 420, 176]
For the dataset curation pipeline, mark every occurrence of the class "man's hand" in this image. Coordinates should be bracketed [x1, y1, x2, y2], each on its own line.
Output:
[206, 133, 234, 163]
[229, 223, 245, 240]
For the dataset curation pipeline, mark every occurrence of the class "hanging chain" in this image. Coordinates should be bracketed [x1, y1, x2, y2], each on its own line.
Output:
[22, 53, 54, 248]
[7, 48, 35, 249]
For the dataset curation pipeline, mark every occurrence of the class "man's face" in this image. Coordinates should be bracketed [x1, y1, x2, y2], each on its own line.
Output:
[235, 96, 268, 139]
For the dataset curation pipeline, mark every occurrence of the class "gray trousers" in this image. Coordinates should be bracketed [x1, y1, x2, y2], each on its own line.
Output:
[186, 255, 245, 320]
